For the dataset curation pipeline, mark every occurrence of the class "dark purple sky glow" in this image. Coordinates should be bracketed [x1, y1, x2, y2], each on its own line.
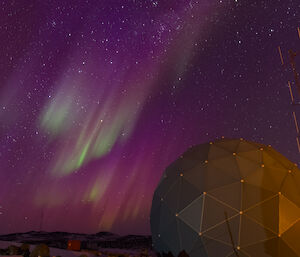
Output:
[0, 0, 299, 235]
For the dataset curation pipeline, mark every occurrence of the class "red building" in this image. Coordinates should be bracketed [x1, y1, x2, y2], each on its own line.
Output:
[67, 240, 81, 251]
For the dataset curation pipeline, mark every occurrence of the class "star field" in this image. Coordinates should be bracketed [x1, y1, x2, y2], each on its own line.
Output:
[0, 0, 299, 235]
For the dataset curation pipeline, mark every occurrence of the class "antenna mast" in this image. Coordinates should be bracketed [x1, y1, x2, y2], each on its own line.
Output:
[278, 28, 300, 153]
[224, 211, 240, 257]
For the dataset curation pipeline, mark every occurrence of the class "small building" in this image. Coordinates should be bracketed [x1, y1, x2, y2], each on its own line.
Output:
[67, 240, 81, 251]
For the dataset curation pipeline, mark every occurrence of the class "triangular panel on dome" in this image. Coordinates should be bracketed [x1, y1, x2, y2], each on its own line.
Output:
[266, 147, 295, 170]
[178, 195, 204, 233]
[183, 163, 206, 191]
[155, 175, 178, 199]
[237, 149, 262, 164]
[236, 155, 261, 179]
[208, 182, 241, 211]
[160, 217, 181, 256]
[209, 156, 241, 180]
[241, 182, 276, 211]
[160, 204, 177, 229]
[178, 178, 203, 212]
[183, 143, 210, 162]
[165, 157, 199, 178]
[244, 194, 279, 234]
[263, 151, 287, 170]
[237, 140, 259, 152]
[279, 194, 300, 234]
[203, 214, 240, 246]
[205, 162, 241, 188]
[184, 163, 239, 193]
[226, 251, 249, 257]
[281, 172, 300, 208]
[201, 194, 239, 232]
[177, 218, 202, 254]
[281, 219, 300, 255]
[188, 238, 208, 257]
[244, 166, 282, 193]
[152, 234, 170, 255]
[213, 138, 240, 152]
[263, 166, 289, 191]
[151, 192, 162, 215]
[163, 179, 181, 213]
[208, 144, 232, 160]
[239, 215, 277, 247]
[242, 237, 285, 257]
[201, 236, 234, 257]
[150, 194, 162, 235]
[277, 238, 299, 257]
[246, 140, 265, 150]
[243, 236, 299, 257]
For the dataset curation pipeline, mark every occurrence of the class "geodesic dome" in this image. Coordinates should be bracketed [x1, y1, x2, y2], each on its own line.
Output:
[150, 138, 300, 257]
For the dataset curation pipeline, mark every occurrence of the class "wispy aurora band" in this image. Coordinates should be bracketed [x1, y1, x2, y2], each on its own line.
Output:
[0, 0, 221, 233]
[39, 72, 151, 177]
[38, 2, 212, 179]
[33, 1, 217, 232]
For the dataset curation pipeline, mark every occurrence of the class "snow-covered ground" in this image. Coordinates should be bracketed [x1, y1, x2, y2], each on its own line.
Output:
[0, 241, 157, 257]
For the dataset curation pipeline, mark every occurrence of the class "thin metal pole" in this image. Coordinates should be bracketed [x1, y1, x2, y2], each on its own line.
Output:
[278, 46, 284, 65]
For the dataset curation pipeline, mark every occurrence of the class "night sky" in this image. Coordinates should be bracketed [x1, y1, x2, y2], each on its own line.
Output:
[0, 0, 300, 236]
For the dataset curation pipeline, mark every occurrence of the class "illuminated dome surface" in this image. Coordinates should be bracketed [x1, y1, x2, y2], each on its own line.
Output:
[150, 138, 300, 257]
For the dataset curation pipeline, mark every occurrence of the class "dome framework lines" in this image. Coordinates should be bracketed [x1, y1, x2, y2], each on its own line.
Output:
[151, 138, 300, 257]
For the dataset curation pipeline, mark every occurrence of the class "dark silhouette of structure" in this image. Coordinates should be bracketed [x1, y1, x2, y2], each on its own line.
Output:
[67, 240, 81, 251]
[151, 138, 300, 256]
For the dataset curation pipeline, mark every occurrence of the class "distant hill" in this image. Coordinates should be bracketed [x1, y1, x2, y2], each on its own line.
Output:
[0, 231, 152, 251]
